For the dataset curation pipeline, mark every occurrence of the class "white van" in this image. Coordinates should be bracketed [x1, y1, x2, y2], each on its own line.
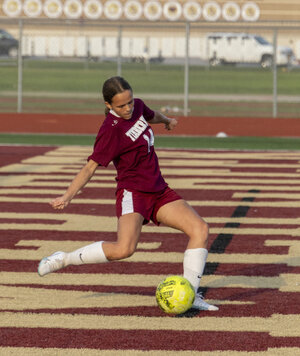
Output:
[207, 33, 295, 68]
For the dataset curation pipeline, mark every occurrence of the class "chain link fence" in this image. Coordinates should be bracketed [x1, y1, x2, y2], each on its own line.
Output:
[1, 18, 300, 118]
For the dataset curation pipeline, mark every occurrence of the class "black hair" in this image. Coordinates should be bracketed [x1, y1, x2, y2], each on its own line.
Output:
[102, 76, 132, 115]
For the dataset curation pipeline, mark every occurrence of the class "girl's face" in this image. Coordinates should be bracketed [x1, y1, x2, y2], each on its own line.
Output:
[105, 89, 134, 120]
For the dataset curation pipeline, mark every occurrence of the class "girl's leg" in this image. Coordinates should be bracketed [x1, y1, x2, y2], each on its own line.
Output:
[38, 213, 144, 276]
[102, 213, 144, 260]
[68, 212, 144, 263]
[156, 199, 218, 311]
[156, 199, 208, 290]
[156, 199, 209, 249]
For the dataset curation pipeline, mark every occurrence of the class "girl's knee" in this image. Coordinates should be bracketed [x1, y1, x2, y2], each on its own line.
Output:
[192, 217, 209, 234]
[190, 219, 209, 246]
[114, 243, 136, 260]
[201, 219, 209, 237]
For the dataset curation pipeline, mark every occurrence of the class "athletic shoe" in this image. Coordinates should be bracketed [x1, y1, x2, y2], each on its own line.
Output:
[192, 293, 219, 311]
[38, 251, 66, 277]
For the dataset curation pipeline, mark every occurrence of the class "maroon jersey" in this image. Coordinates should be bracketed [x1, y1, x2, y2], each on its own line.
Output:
[88, 98, 167, 192]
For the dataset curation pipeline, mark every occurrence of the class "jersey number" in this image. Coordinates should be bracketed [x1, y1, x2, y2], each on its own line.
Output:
[143, 128, 154, 153]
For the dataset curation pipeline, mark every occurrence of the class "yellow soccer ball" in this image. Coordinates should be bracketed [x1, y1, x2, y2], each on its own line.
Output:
[156, 275, 195, 314]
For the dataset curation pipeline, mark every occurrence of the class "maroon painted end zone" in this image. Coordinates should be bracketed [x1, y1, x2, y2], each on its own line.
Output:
[0, 112, 300, 137]
[1, 146, 300, 353]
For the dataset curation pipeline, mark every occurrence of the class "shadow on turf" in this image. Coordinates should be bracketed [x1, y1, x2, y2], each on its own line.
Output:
[175, 287, 209, 318]
[175, 308, 201, 318]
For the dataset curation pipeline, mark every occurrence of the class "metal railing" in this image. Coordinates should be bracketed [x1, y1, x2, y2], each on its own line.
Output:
[1, 18, 300, 118]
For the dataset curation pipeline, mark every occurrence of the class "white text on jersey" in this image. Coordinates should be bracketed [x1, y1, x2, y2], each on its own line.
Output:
[125, 116, 148, 142]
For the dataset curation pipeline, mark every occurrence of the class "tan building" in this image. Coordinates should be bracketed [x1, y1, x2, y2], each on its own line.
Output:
[1, 1, 300, 59]
[0, 0, 300, 22]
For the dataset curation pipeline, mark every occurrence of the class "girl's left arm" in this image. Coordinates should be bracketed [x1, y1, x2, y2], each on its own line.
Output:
[147, 111, 178, 131]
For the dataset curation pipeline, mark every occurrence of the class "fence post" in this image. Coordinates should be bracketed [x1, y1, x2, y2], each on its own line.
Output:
[17, 19, 23, 113]
[272, 28, 278, 118]
[117, 25, 122, 77]
[84, 36, 90, 70]
[184, 22, 190, 117]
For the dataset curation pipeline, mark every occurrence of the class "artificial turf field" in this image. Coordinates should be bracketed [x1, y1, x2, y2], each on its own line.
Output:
[0, 144, 299, 355]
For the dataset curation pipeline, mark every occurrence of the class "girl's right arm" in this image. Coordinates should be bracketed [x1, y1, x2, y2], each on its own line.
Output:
[50, 159, 99, 210]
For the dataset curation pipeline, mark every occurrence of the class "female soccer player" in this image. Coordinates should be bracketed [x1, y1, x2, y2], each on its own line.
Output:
[38, 76, 218, 311]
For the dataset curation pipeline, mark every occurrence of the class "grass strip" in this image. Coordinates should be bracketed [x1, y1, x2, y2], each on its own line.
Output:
[0, 133, 300, 150]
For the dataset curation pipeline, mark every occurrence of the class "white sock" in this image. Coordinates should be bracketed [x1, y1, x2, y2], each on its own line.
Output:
[183, 248, 208, 294]
[65, 241, 108, 266]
